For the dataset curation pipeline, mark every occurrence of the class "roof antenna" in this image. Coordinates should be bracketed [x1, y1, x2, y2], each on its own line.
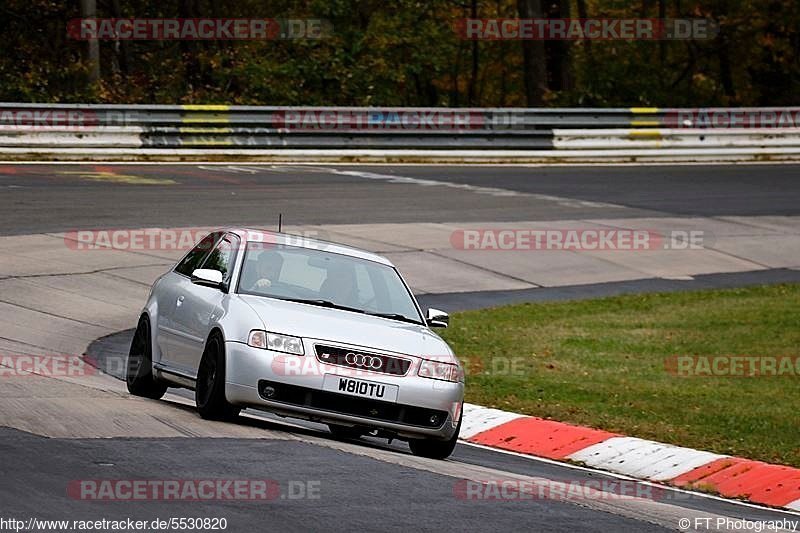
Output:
[278, 213, 283, 233]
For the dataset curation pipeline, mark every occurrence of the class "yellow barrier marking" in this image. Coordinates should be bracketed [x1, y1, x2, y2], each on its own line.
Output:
[181, 105, 231, 124]
[629, 129, 662, 138]
[178, 127, 233, 134]
[631, 120, 660, 127]
[182, 114, 231, 124]
[180, 139, 235, 146]
[181, 105, 231, 111]
[630, 107, 659, 114]
[60, 171, 176, 185]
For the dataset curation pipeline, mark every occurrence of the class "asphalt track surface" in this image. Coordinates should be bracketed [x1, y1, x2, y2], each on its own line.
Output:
[2, 163, 800, 532]
[4, 428, 669, 532]
[4, 162, 799, 307]
[418, 268, 800, 311]
[1, 163, 798, 236]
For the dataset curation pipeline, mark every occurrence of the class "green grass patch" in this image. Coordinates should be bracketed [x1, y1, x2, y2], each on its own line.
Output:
[441, 284, 800, 467]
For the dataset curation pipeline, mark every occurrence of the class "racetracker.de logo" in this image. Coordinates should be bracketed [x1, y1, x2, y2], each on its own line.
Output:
[453, 479, 669, 502]
[270, 353, 466, 379]
[0, 355, 97, 378]
[450, 229, 707, 251]
[665, 109, 800, 128]
[0, 109, 98, 131]
[457, 18, 717, 40]
[63, 228, 329, 251]
[67, 18, 331, 40]
[665, 355, 800, 377]
[65, 228, 212, 251]
[67, 479, 321, 501]
[273, 110, 485, 130]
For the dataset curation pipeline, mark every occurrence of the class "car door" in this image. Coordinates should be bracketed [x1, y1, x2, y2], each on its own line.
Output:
[156, 231, 222, 370]
[169, 233, 239, 374]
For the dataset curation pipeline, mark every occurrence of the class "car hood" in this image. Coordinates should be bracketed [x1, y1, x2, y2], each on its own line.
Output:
[240, 295, 454, 360]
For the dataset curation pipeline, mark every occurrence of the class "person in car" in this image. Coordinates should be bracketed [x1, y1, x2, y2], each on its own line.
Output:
[250, 251, 284, 290]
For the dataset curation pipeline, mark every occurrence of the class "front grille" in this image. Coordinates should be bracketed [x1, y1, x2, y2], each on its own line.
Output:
[257, 379, 447, 429]
[314, 345, 411, 376]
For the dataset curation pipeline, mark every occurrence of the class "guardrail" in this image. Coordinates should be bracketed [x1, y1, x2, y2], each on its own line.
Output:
[1, 103, 799, 162]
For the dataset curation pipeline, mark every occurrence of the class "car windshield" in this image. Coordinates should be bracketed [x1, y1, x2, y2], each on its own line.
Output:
[237, 241, 423, 325]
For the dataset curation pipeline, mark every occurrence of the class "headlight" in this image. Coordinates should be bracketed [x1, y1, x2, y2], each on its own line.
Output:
[247, 330, 304, 355]
[418, 359, 462, 383]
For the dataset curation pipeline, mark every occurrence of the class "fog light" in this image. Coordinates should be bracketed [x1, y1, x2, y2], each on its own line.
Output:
[429, 415, 440, 426]
[262, 386, 276, 399]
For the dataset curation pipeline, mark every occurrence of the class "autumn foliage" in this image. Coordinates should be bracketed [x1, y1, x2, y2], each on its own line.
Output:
[1, 0, 797, 106]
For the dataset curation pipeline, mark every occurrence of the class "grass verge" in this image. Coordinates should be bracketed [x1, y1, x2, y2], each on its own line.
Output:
[440, 283, 800, 467]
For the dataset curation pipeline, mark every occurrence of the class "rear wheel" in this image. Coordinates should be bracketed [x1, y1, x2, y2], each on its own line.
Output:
[196, 333, 240, 420]
[327, 424, 364, 440]
[126, 316, 168, 400]
[408, 415, 461, 460]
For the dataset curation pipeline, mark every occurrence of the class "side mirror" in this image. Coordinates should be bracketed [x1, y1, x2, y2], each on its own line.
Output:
[191, 268, 224, 289]
[426, 308, 449, 328]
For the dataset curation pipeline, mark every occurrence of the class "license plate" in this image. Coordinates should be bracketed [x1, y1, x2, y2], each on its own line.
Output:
[322, 375, 398, 403]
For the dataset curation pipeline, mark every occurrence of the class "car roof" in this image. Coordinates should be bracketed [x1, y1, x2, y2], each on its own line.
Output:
[227, 228, 394, 266]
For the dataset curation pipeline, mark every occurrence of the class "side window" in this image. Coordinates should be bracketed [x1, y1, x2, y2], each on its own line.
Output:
[175, 232, 221, 276]
[200, 234, 239, 283]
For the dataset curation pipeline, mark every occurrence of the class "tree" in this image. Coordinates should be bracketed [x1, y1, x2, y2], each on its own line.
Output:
[516, 0, 547, 106]
[80, 0, 100, 82]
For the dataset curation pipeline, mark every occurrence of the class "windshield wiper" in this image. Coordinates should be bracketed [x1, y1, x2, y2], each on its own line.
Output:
[365, 312, 423, 325]
[275, 297, 366, 314]
[275, 297, 422, 324]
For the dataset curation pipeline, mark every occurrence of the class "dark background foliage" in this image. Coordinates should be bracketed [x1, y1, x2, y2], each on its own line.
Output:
[1, 0, 797, 106]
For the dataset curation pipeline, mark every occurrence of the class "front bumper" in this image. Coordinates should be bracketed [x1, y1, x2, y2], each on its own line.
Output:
[224, 341, 464, 440]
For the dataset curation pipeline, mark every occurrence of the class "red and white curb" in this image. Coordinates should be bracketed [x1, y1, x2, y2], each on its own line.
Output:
[461, 403, 800, 511]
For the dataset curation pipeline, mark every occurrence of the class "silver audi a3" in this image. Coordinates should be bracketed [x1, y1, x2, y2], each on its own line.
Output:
[126, 229, 465, 459]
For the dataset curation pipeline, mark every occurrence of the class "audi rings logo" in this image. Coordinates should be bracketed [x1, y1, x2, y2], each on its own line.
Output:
[344, 352, 383, 370]
[315, 345, 411, 376]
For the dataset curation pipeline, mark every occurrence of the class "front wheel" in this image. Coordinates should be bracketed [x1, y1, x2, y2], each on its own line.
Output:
[126, 316, 168, 400]
[408, 415, 461, 460]
[196, 334, 240, 420]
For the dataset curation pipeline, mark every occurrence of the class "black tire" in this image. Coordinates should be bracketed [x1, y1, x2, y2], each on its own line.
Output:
[195, 333, 240, 420]
[327, 424, 364, 440]
[408, 414, 462, 460]
[126, 316, 168, 400]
